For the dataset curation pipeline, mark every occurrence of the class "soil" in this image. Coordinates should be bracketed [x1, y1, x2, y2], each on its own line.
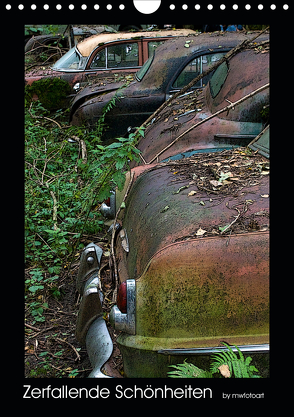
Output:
[25, 231, 123, 379]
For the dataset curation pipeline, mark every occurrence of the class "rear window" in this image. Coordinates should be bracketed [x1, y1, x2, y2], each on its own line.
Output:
[209, 61, 229, 98]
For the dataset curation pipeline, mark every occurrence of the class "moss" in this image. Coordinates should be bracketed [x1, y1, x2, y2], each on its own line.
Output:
[25, 78, 71, 110]
[136, 251, 269, 340]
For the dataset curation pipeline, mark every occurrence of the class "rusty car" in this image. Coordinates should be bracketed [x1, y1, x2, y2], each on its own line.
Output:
[134, 42, 269, 165]
[25, 29, 195, 92]
[75, 43, 269, 377]
[75, 132, 269, 378]
[70, 32, 269, 143]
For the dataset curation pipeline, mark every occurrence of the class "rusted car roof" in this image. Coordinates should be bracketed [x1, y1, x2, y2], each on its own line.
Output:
[77, 29, 196, 57]
[135, 32, 268, 93]
[135, 45, 269, 164]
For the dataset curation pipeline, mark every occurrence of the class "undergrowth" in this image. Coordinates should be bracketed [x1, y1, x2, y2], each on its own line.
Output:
[25, 96, 143, 323]
[168, 343, 261, 378]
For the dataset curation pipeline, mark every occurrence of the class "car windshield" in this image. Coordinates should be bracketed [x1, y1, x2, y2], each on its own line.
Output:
[52, 47, 81, 71]
[135, 54, 154, 82]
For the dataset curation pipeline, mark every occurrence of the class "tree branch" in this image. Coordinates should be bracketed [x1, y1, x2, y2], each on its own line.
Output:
[133, 27, 269, 149]
[148, 83, 269, 164]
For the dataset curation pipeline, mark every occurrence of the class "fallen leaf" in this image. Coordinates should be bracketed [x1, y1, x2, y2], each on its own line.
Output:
[119, 229, 129, 252]
[196, 227, 207, 236]
[218, 364, 231, 378]
[219, 224, 229, 232]
[188, 190, 197, 196]
[173, 185, 189, 194]
[218, 171, 233, 182]
[261, 194, 269, 198]
[210, 180, 222, 187]
[199, 201, 205, 206]
[161, 205, 170, 213]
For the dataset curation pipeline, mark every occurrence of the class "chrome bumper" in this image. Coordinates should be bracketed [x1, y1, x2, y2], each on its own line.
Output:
[86, 316, 113, 378]
[76, 243, 113, 378]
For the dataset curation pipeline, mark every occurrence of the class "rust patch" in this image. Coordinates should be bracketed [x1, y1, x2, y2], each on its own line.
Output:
[136, 232, 269, 340]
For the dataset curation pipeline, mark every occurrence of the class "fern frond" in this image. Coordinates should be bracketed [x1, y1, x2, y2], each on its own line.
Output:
[210, 343, 260, 378]
[168, 361, 213, 378]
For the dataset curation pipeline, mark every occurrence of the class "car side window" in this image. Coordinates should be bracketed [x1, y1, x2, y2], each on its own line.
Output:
[107, 42, 139, 68]
[172, 52, 225, 89]
[90, 48, 106, 69]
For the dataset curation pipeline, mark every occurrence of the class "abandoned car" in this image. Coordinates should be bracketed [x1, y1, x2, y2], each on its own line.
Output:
[70, 32, 269, 143]
[76, 130, 269, 378]
[134, 43, 269, 165]
[75, 41, 269, 377]
[25, 29, 194, 91]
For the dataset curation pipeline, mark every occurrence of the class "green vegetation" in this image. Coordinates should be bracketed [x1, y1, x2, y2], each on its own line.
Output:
[25, 78, 72, 111]
[168, 343, 261, 378]
[25, 96, 143, 324]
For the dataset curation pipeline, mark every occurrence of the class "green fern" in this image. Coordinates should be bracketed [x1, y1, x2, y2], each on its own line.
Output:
[210, 343, 260, 378]
[168, 343, 261, 378]
[168, 360, 213, 378]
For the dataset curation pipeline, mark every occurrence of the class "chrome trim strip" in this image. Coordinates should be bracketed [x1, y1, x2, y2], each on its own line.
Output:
[158, 344, 269, 356]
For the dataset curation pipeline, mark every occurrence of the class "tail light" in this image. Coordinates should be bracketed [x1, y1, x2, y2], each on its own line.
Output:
[100, 191, 116, 219]
[109, 279, 136, 335]
[117, 282, 127, 313]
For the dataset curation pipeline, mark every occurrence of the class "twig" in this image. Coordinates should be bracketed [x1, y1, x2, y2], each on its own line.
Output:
[55, 337, 81, 361]
[28, 108, 62, 129]
[25, 323, 41, 332]
[226, 230, 232, 246]
[45, 183, 58, 230]
[148, 83, 269, 164]
[220, 207, 241, 234]
[248, 124, 270, 148]
[221, 200, 253, 234]
[111, 171, 135, 303]
[28, 326, 55, 338]
[133, 27, 270, 151]
[36, 233, 57, 256]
